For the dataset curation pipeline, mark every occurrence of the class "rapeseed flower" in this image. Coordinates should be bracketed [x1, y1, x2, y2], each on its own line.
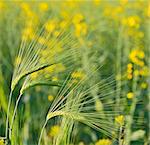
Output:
[95, 139, 112, 145]
[127, 92, 134, 99]
[39, 2, 48, 12]
[115, 115, 124, 126]
[48, 95, 54, 101]
[71, 71, 85, 79]
[49, 125, 60, 137]
[45, 20, 56, 32]
[0, 139, 4, 145]
[74, 22, 87, 37]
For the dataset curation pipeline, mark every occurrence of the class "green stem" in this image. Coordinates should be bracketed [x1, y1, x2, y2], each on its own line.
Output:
[125, 76, 138, 145]
[38, 120, 48, 145]
[116, 25, 123, 109]
[5, 90, 13, 142]
[9, 93, 22, 139]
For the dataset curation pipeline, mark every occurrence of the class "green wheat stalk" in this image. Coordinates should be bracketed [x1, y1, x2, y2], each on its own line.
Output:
[5, 14, 79, 144]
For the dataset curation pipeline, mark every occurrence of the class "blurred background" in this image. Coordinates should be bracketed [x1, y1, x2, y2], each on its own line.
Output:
[0, 0, 149, 145]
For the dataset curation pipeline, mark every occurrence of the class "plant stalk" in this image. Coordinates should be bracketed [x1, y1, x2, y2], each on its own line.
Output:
[5, 90, 13, 143]
[38, 120, 48, 145]
[9, 93, 22, 139]
[124, 75, 138, 145]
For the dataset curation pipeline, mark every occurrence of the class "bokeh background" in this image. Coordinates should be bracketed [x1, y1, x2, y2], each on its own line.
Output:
[0, 0, 149, 145]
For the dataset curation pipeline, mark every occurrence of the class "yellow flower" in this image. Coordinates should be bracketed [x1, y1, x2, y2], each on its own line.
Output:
[44, 65, 56, 73]
[127, 68, 132, 74]
[39, 2, 48, 11]
[129, 49, 137, 62]
[127, 63, 133, 80]
[21, 2, 30, 12]
[140, 66, 149, 76]
[48, 95, 54, 101]
[127, 63, 133, 69]
[0, 139, 4, 145]
[120, 0, 128, 5]
[61, 11, 70, 19]
[60, 20, 68, 28]
[73, 13, 84, 24]
[54, 31, 60, 37]
[45, 20, 56, 32]
[137, 50, 145, 59]
[148, 3, 150, 17]
[22, 27, 35, 40]
[52, 76, 58, 82]
[136, 60, 144, 67]
[127, 92, 134, 99]
[0, 2, 5, 10]
[125, 16, 140, 28]
[30, 72, 38, 80]
[127, 74, 132, 80]
[21, 3, 36, 19]
[95, 139, 112, 145]
[75, 22, 87, 37]
[128, 17, 136, 27]
[71, 71, 85, 79]
[49, 125, 60, 137]
[38, 37, 46, 45]
[129, 49, 145, 66]
[93, 0, 101, 6]
[115, 115, 124, 126]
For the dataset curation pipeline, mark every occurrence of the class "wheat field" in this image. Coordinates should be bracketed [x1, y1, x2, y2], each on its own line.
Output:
[0, 0, 149, 145]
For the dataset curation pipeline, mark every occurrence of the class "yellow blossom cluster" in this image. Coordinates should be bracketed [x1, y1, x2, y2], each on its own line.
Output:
[39, 2, 49, 12]
[139, 66, 149, 77]
[95, 139, 112, 145]
[115, 115, 124, 126]
[73, 13, 87, 37]
[122, 16, 140, 28]
[48, 95, 54, 102]
[71, 70, 85, 84]
[0, 1, 5, 11]
[48, 125, 60, 137]
[52, 76, 58, 82]
[45, 19, 57, 33]
[127, 92, 134, 99]
[71, 71, 85, 79]
[127, 48, 149, 81]
[129, 49, 145, 67]
[0, 139, 4, 145]
[103, 5, 124, 21]
[127, 48, 149, 92]
[93, 0, 101, 6]
[20, 3, 38, 40]
[127, 63, 133, 80]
